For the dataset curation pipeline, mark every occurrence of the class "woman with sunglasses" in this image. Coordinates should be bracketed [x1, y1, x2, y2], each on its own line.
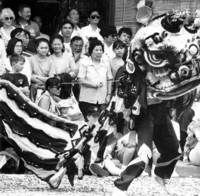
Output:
[37, 77, 61, 115]
[0, 8, 15, 48]
[80, 9, 103, 54]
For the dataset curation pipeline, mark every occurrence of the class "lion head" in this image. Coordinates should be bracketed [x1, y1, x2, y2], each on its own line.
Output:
[131, 10, 200, 100]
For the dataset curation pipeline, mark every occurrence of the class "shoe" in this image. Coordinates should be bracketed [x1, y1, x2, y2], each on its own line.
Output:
[89, 163, 109, 177]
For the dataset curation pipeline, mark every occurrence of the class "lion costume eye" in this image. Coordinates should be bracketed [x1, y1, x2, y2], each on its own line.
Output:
[144, 51, 167, 67]
[162, 31, 168, 38]
[153, 34, 162, 44]
[178, 65, 190, 78]
[189, 44, 199, 56]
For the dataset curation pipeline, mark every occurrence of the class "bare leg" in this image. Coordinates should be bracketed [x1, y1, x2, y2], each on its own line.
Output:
[104, 158, 123, 176]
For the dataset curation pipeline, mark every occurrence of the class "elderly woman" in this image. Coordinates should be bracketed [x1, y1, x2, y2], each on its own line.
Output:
[37, 77, 61, 115]
[78, 37, 113, 119]
[0, 8, 15, 48]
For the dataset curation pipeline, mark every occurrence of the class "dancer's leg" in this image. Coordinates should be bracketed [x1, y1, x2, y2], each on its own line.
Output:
[114, 109, 154, 191]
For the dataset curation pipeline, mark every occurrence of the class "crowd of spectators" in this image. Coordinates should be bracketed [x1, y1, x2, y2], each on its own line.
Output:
[0, 3, 133, 119]
[0, 2, 199, 176]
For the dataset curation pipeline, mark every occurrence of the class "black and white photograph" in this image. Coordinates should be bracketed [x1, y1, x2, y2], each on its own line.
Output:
[0, 0, 200, 195]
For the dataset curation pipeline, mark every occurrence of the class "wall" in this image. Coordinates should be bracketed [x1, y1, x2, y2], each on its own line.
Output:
[114, 0, 200, 36]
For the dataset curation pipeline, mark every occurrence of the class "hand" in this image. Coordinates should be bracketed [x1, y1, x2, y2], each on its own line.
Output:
[121, 139, 129, 147]
[96, 82, 103, 88]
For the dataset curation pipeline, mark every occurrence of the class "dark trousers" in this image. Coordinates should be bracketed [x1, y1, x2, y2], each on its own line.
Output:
[115, 103, 181, 190]
[79, 101, 103, 121]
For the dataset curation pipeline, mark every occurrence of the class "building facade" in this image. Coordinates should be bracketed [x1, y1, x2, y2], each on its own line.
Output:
[1, 0, 200, 36]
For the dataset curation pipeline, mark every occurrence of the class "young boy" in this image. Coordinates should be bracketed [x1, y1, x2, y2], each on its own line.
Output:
[1, 54, 29, 96]
[100, 25, 117, 62]
[117, 27, 133, 61]
[110, 39, 126, 79]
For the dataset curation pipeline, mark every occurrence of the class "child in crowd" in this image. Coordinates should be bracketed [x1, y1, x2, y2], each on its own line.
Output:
[117, 27, 133, 61]
[110, 39, 126, 79]
[89, 129, 137, 177]
[1, 54, 29, 96]
[57, 97, 84, 122]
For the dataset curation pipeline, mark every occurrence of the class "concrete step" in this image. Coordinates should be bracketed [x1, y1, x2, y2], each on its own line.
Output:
[173, 160, 200, 177]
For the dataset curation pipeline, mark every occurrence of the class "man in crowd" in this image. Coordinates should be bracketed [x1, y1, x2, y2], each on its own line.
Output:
[12, 3, 40, 37]
[100, 25, 117, 62]
[117, 27, 132, 61]
[67, 8, 82, 38]
[70, 36, 89, 100]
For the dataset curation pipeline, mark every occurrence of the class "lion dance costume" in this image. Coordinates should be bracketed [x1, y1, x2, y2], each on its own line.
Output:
[96, 9, 200, 192]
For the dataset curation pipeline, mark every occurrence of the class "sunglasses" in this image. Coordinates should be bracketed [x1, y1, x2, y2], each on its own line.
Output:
[90, 15, 100, 19]
[5, 17, 14, 21]
[52, 85, 61, 90]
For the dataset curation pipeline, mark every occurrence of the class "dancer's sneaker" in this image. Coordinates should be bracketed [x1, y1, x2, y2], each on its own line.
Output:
[89, 163, 109, 177]
[112, 187, 128, 196]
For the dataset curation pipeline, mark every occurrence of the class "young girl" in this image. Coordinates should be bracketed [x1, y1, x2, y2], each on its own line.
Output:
[110, 39, 126, 79]
[29, 38, 53, 102]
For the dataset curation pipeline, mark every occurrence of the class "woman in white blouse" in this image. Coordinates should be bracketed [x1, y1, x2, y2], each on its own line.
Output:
[78, 38, 113, 119]
[0, 8, 15, 48]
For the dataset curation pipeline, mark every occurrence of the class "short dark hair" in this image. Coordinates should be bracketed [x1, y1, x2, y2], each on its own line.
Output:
[45, 77, 61, 91]
[67, 8, 79, 16]
[88, 9, 100, 18]
[18, 3, 31, 12]
[113, 39, 126, 50]
[35, 38, 49, 48]
[10, 28, 31, 39]
[10, 54, 25, 66]
[88, 37, 104, 56]
[10, 28, 24, 39]
[23, 29, 31, 39]
[70, 36, 83, 45]
[100, 25, 117, 38]
[6, 38, 23, 56]
[60, 19, 74, 31]
[118, 27, 133, 38]
[49, 34, 65, 54]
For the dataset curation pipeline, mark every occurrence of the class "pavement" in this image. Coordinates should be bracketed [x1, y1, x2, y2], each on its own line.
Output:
[0, 173, 199, 196]
[0, 160, 199, 196]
